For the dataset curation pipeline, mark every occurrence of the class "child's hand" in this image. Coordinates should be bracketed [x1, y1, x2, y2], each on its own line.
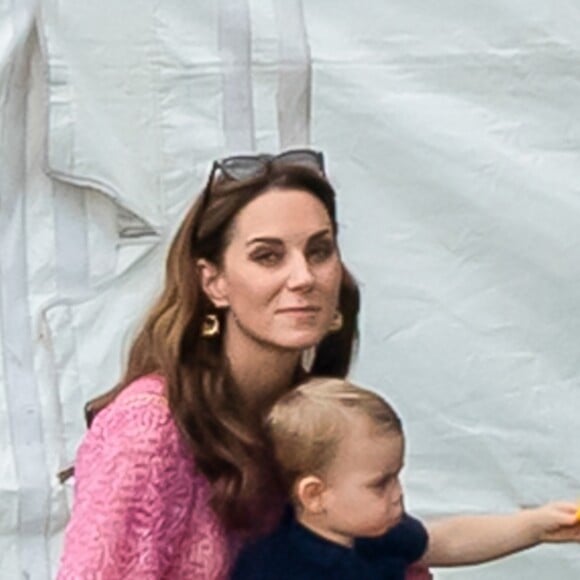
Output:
[421, 503, 580, 567]
[528, 502, 580, 543]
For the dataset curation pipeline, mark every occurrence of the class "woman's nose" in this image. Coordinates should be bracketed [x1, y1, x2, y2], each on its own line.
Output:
[286, 254, 315, 291]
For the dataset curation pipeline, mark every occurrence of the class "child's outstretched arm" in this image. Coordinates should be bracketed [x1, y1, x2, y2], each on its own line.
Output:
[419, 501, 580, 567]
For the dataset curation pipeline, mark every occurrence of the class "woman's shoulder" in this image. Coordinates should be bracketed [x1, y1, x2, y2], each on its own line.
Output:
[99, 373, 167, 417]
[74, 374, 198, 492]
[114, 372, 167, 403]
[85, 374, 183, 455]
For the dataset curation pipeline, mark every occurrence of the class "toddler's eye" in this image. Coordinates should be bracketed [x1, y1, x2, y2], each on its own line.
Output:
[371, 475, 393, 491]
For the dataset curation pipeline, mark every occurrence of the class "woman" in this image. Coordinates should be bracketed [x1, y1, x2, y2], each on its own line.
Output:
[57, 150, 430, 579]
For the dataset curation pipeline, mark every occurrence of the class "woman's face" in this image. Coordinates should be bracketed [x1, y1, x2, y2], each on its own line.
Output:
[202, 188, 342, 352]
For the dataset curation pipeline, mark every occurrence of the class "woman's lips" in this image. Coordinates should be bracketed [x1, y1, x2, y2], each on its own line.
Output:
[276, 306, 320, 314]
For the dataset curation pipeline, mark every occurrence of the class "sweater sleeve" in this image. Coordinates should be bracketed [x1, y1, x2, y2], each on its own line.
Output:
[57, 393, 196, 580]
[357, 513, 429, 565]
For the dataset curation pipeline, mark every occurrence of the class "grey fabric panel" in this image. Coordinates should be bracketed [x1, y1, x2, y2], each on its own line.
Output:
[0, 13, 51, 579]
[218, 0, 255, 151]
[53, 182, 90, 293]
[273, 0, 311, 148]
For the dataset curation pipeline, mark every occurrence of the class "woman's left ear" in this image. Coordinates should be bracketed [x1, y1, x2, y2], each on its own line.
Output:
[197, 259, 230, 308]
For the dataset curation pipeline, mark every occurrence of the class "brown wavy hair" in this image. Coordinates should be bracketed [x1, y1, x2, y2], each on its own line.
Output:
[78, 163, 360, 533]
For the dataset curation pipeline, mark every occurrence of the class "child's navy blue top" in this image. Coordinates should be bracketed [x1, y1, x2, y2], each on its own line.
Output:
[231, 513, 428, 580]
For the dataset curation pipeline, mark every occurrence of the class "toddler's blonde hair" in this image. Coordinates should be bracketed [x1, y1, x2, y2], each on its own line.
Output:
[265, 377, 402, 498]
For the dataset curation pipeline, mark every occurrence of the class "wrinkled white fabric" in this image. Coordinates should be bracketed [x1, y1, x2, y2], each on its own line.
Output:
[1, 1, 579, 578]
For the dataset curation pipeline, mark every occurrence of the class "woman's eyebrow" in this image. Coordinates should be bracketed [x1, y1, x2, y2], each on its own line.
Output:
[246, 228, 332, 247]
[246, 237, 284, 247]
[307, 228, 333, 242]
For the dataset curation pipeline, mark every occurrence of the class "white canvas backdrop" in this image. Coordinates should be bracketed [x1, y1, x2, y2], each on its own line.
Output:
[1, 1, 579, 578]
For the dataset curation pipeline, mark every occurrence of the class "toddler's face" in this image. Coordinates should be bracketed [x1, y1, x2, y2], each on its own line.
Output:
[322, 415, 404, 543]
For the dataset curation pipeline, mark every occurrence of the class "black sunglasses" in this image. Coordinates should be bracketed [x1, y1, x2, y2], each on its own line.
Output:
[193, 149, 327, 242]
[212, 148, 325, 182]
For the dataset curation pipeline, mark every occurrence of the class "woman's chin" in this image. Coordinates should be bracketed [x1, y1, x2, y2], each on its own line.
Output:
[276, 330, 327, 352]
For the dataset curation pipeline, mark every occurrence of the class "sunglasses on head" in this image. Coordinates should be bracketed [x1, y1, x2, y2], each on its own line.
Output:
[211, 148, 325, 182]
[192, 149, 327, 242]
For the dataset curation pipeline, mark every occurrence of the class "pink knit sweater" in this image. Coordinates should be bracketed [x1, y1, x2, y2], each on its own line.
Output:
[58, 375, 236, 579]
[58, 374, 432, 579]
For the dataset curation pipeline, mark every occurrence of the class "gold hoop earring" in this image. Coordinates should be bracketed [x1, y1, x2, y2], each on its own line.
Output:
[201, 313, 220, 337]
[328, 310, 343, 333]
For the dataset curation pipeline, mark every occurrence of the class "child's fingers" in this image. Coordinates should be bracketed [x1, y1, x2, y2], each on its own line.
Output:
[542, 524, 580, 543]
[547, 501, 580, 519]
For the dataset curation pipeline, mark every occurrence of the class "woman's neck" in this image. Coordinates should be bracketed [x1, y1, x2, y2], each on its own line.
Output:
[223, 320, 302, 413]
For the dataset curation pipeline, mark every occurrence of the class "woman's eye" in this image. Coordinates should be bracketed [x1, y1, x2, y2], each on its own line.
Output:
[251, 251, 282, 266]
[308, 243, 334, 263]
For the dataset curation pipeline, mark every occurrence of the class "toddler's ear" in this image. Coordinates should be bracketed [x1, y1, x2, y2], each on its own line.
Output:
[296, 476, 326, 515]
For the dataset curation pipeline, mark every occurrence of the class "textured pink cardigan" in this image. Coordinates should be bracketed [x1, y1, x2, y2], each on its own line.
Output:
[58, 374, 432, 579]
[58, 375, 236, 579]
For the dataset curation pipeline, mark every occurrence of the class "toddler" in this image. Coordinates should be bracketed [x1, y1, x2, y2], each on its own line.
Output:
[232, 377, 580, 579]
